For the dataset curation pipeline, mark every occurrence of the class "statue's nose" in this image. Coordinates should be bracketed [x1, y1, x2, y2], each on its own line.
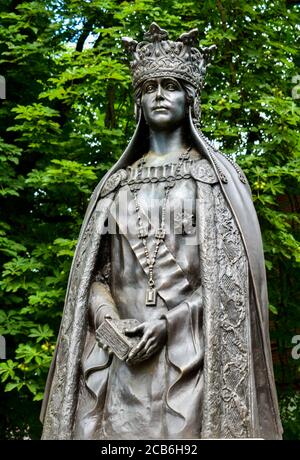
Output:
[155, 84, 164, 100]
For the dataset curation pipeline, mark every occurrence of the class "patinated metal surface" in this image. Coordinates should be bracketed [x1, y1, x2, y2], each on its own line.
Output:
[41, 23, 283, 440]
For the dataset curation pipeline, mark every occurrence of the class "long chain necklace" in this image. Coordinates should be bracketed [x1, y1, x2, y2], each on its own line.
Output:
[129, 146, 192, 306]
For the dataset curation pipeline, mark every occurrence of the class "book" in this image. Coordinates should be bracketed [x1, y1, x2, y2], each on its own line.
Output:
[96, 318, 141, 361]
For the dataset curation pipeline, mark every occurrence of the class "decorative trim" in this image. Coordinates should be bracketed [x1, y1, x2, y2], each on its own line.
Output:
[122, 158, 218, 186]
[100, 169, 128, 197]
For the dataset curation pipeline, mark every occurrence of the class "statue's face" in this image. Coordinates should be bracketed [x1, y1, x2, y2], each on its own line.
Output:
[141, 77, 187, 130]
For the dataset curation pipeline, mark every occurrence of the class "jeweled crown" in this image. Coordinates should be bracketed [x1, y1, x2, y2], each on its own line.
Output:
[122, 23, 216, 92]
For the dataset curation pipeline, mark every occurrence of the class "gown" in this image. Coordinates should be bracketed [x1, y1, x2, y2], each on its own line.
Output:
[75, 158, 205, 439]
[41, 125, 283, 440]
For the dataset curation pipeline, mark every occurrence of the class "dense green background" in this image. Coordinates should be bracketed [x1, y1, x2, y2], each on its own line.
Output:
[0, 0, 299, 439]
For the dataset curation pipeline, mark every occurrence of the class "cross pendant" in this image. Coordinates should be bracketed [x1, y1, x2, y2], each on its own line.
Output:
[145, 287, 157, 306]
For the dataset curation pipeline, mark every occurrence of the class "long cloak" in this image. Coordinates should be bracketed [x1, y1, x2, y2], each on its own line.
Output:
[40, 109, 283, 439]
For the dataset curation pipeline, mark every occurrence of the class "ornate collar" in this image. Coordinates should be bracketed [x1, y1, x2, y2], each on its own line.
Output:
[100, 158, 219, 198]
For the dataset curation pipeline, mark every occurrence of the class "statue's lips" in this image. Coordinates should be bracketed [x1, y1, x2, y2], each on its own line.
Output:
[152, 106, 169, 112]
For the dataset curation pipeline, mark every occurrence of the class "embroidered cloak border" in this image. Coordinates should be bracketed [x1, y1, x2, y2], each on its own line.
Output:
[40, 110, 283, 440]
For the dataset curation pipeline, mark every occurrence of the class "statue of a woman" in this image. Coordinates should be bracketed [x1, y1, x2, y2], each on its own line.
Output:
[40, 23, 283, 440]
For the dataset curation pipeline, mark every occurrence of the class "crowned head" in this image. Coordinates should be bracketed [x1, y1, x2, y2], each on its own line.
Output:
[122, 23, 216, 125]
[123, 23, 216, 93]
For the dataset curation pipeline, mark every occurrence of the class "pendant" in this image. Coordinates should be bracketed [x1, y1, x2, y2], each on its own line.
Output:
[145, 287, 157, 306]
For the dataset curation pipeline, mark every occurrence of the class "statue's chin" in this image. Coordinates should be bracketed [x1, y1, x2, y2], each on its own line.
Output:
[147, 115, 185, 131]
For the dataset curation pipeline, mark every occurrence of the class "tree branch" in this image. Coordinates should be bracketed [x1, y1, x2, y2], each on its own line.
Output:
[76, 20, 93, 52]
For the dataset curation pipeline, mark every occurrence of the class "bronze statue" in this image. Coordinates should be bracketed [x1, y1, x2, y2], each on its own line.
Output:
[40, 23, 283, 439]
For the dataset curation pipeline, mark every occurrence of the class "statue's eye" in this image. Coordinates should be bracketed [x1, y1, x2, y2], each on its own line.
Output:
[144, 83, 156, 93]
[165, 82, 177, 91]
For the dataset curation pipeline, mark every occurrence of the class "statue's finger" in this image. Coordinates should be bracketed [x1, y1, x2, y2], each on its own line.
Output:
[135, 338, 154, 358]
[135, 344, 156, 362]
[125, 324, 144, 336]
[128, 338, 146, 359]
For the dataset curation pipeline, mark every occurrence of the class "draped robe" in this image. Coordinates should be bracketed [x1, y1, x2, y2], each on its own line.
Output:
[40, 111, 283, 440]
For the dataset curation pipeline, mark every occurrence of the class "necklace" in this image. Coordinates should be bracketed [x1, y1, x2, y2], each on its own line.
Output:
[129, 146, 192, 306]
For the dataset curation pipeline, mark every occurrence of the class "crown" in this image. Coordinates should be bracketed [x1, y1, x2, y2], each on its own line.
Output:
[122, 23, 216, 92]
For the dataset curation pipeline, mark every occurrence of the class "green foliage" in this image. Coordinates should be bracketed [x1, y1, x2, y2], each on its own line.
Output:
[0, 0, 299, 439]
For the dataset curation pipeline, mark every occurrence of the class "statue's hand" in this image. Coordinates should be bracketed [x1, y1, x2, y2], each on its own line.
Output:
[96, 314, 116, 357]
[101, 343, 114, 357]
[125, 318, 167, 364]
